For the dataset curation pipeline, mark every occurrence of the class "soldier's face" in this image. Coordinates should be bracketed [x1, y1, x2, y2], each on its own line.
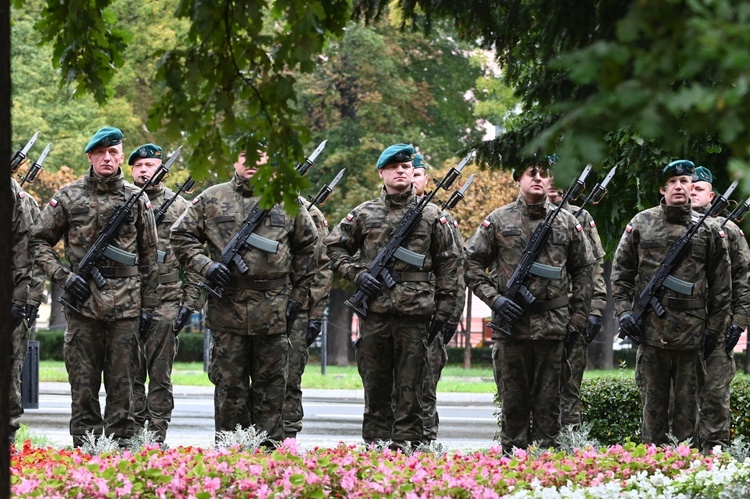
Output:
[412, 168, 428, 196]
[518, 166, 551, 203]
[131, 158, 162, 186]
[690, 181, 714, 209]
[87, 145, 124, 178]
[661, 175, 692, 206]
[547, 183, 564, 204]
[234, 150, 269, 179]
[379, 161, 414, 194]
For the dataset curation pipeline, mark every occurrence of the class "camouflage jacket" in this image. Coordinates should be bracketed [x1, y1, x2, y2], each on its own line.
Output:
[464, 195, 595, 340]
[146, 184, 203, 320]
[562, 202, 607, 315]
[714, 217, 750, 331]
[11, 178, 32, 305]
[30, 167, 159, 320]
[324, 187, 461, 322]
[19, 190, 47, 306]
[296, 196, 332, 321]
[170, 174, 318, 335]
[445, 212, 467, 326]
[612, 202, 732, 349]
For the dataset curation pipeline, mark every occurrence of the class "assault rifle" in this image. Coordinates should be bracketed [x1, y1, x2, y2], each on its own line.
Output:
[722, 195, 750, 227]
[200, 140, 327, 300]
[10, 132, 39, 173]
[618, 180, 738, 345]
[20, 143, 51, 187]
[344, 151, 474, 320]
[441, 173, 475, 211]
[488, 164, 592, 337]
[154, 177, 196, 225]
[57, 150, 180, 313]
[308, 168, 345, 209]
[575, 165, 617, 215]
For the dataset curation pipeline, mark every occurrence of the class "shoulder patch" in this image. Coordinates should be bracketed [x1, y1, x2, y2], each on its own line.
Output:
[19, 191, 26, 199]
[323, 219, 328, 227]
[589, 220, 596, 228]
[482, 219, 491, 229]
[49, 197, 58, 207]
[741, 229, 745, 237]
[625, 224, 633, 233]
[145, 200, 151, 209]
[454, 220, 459, 228]
[719, 229, 726, 238]
[575, 223, 583, 232]
[345, 212, 354, 222]
[192, 197, 200, 205]
[439, 216, 448, 225]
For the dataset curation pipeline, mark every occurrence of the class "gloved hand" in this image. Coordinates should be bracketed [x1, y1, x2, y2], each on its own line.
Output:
[583, 314, 603, 345]
[356, 271, 382, 297]
[564, 325, 580, 354]
[64, 273, 91, 302]
[725, 323, 744, 355]
[25, 304, 39, 330]
[618, 312, 642, 342]
[442, 323, 458, 345]
[173, 306, 192, 336]
[427, 316, 445, 346]
[305, 319, 322, 347]
[11, 303, 26, 329]
[285, 300, 302, 337]
[702, 332, 719, 358]
[139, 311, 153, 343]
[205, 262, 231, 287]
[491, 295, 524, 323]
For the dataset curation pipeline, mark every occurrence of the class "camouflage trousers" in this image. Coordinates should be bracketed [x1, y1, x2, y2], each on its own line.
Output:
[422, 336, 448, 441]
[635, 344, 702, 445]
[284, 310, 310, 438]
[356, 312, 428, 445]
[697, 345, 735, 452]
[64, 313, 138, 443]
[9, 322, 30, 437]
[132, 301, 179, 443]
[208, 329, 288, 442]
[493, 338, 564, 452]
[560, 332, 587, 427]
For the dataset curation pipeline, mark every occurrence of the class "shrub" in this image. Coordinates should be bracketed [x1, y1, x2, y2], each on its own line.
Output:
[580, 375, 642, 445]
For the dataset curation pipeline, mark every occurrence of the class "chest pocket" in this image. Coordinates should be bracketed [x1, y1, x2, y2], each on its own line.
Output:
[690, 240, 707, 262]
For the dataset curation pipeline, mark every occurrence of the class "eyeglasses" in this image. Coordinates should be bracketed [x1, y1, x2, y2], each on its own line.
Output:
[524, 167, 551, 179]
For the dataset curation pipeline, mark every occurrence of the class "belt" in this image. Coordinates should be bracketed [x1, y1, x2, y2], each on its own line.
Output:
[228, 277, 288, 291]
[667, 297, 706, 310]
[97, 266, 140, 278]
[527, 295, 570, 312]
[391, 271, 434, 283]
[159, 271, 180, 285]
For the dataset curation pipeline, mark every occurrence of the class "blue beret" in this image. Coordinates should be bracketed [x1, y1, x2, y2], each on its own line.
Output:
[692, 166, 713, 184]
[128, 143, 163, 165]
[413, 153, 426, 169]
[663, 159, 695, 177]
[377, 143, 415, 169]
[84, 127, 123, 153]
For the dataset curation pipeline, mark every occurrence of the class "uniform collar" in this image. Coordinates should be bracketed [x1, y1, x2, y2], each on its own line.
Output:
[380, 186, 415, 208]
[516, 194, 548, 220]
[660, 200, 693, 224]
[231, 173, 255, 197]
[86, 167, 124, 193]
[144, 183, 164, 199]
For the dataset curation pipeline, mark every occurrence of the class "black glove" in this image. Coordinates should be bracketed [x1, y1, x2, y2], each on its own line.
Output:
[205, 262, 231, 287]
[64, 273, 91, 302]
[285, 300, 302, 337]
[427, 316, 445, 346]
[442, 323, 458, 345]
[25, 304, 39, 330]
[173, 306, 192, 336]
[139, 311, 153, 343]
[583, 315, 603, 345]
[702, 332, 719, 358]
[305, 320, 322, 347]
[725, 323, 744, 355]
[491, 295, 524, 323]
[564, 325, 580, 354]
[356, 271, 382, 297]
[11, 303, 26, 329]
[618, 312, 642, 343]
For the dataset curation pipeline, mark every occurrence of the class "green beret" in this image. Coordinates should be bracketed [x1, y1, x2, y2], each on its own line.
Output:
[84, 127, 123, 153]
[128, 143, 163, 165]
[663, 159, 695, 178]
[692, 166, 713, 184]
[512, 154, 557, 181]
[377, 143, 415, 169]
[413, 153, 426, 169]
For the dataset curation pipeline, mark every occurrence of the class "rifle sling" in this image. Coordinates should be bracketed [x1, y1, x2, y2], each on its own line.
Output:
[75, 265, 139, 278]
[527, 295, 570, 312]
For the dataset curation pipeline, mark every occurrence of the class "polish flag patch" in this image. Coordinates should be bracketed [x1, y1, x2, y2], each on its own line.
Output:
[439, 216, 448, 225]
[719, 229, 726, 238]
[145, 200, 151, 209]
[49, 197, 58, 207]
[454, 220, 459, 228]
[589, 220, 596, 228]
[323, 219, 329, 227]
[192, 197, 200, 205]
[625, 224, 633, 233]
[741, 230, 745, 237]
[575, 223, 583, 232]
[345, 212, 355, 222]
[19, 191, 26, 199]
[482, 219, 491, 228]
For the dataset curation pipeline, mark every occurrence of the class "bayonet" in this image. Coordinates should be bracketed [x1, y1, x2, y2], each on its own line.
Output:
[296, 139, 327, 177]
[441, 173, 475, 210]
[308, 168, 346, 209]
[576, 165, 617, 215]
[20, 142, 51, 186]
[11, 132, 40, 173]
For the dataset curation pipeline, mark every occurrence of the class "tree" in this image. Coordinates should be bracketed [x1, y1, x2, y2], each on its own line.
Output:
[2, 0, 12, 494]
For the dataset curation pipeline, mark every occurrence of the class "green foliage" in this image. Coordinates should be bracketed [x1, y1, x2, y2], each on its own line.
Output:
[580, 375, 642, 446]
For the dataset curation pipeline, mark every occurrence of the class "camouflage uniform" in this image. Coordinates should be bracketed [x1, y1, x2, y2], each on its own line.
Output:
[283, 197, 332, 438]
[612, 202, 731, 445]
[558, 202, 607, 427]
[132, 184, 202, 442]
[170, 174, 318, 442]
[465, 195, 594, 451]
[325, 187, 460, 447]
[30, 168, 159, 445]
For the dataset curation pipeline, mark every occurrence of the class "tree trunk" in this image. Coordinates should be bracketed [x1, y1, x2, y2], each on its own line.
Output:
[588, 259, 614, 370]
[48, 283, 67, 330]
[326, 284, 353, 366]
[463, 292, 472, 369]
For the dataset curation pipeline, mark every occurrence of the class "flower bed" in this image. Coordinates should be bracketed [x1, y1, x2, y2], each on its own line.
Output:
[11, 439, 750, 498]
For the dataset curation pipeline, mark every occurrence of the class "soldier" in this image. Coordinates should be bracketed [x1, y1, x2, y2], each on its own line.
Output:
[283, 193, 332, 440]
[689, 165, 750, 452]
[325, 143, 461, 450]
[464, 158, 594, 452]
[128, 143, 202, 443]
[546, 172, 607, 429]
[170, 147, 318, 447]
[30, 127, 159, 447]
[612, 160, 731, 445]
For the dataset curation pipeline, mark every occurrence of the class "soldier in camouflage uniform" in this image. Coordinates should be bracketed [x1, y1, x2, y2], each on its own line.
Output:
[465, 160, 594, 452]
[170, 148, 318, 445]
[689, 166, 750, 452]
[546, 175, 607, 428]
[612, 160, 731, 445]
[30, 127, 159, 446]
[128, 143, 203, 443]
[283, 195, 332, 439]
[325, 143, 460, 450]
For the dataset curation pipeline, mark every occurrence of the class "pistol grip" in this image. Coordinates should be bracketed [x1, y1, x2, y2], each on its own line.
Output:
[90, 267, 107, 289]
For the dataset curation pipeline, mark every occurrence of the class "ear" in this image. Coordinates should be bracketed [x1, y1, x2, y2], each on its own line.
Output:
[378, 169, 385, 180]
[660, 186, 666, 195]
